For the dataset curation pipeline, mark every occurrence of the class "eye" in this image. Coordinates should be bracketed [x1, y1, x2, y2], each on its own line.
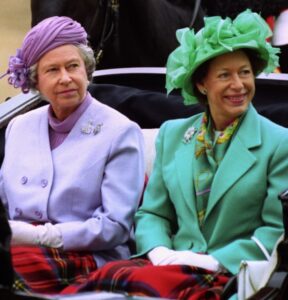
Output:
[46, 67, 58, 73]
[240, 69, 252, 76]
[218, 72, 229, 79]
[67, 63, 79, 70]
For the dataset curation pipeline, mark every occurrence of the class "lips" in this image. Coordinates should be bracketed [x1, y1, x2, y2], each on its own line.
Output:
[57, 89, 78, 96]
[225, 94, 246, 105]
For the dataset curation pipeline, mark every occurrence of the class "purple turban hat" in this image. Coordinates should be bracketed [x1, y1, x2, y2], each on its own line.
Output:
[1, 16, 88, 93]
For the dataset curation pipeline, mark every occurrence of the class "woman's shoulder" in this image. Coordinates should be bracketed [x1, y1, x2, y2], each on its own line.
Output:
[89, 98, 140, 130]
[8, 105, 48, 128]
[160, 112, 203, 133]
[254, 111, 288, 151]
[152, 113, 203, 149]
[242, 105, 288, 135]
[258, 113, 288, 135]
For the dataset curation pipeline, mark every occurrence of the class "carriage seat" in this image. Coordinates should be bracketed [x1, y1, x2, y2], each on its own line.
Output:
[142, 128, 158, 177]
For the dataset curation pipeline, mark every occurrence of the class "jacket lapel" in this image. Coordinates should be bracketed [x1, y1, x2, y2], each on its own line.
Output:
[205, 105, 262, 220]
[39, 107, 54, 166]
[174, 120, 201, 216]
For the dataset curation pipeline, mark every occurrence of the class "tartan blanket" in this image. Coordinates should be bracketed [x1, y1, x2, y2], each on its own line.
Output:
[11, 245, 97, 294]
[11, 247, 231, 299]
[63, 258, 231, 299]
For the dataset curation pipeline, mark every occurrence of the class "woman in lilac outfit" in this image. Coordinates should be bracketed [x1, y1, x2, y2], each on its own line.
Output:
[0, 16, 145, 294]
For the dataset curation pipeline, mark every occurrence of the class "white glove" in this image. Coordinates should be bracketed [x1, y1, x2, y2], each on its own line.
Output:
[148, 246, 220, 271]
[272, 9, 288, 46]
[9, 220, 63, 248]
[148, 246, 176, 265]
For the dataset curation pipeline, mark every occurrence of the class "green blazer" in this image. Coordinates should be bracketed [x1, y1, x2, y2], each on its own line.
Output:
[135, 105, 288, 274]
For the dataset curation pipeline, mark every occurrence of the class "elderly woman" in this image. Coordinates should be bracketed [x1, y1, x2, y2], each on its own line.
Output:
[66, 9, 288, 299]
[0, 16, 145, 294]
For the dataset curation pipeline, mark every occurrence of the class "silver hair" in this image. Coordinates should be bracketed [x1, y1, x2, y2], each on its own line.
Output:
[29, 44, 96, 91]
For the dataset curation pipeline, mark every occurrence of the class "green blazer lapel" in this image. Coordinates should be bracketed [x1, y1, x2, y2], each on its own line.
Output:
[205, 105, 261, 219]
[174, 122, 200, 216]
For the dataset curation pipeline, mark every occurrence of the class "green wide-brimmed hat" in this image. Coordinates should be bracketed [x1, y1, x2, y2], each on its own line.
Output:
[166, 9, 280, 105]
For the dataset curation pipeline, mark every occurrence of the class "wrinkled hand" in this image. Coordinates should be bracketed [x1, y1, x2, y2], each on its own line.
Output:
[148, 246, 220, 271]
[9, 220, 63, 248]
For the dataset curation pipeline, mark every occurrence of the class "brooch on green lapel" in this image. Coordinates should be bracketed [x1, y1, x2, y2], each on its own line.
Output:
[182, 126, 197, 144]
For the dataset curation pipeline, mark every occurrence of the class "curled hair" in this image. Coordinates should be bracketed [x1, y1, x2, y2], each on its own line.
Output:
[29, 44, 96, 91]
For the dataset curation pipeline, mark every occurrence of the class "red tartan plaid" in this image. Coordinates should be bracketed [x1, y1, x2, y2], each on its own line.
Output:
[11, 245, 97, 294]
[62, 258, 231, 299]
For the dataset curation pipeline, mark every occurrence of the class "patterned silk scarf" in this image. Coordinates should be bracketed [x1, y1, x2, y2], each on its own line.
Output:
[194, 112, 240, 226]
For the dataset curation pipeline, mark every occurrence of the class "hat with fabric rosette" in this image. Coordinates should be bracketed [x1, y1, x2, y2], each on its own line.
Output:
[165, 9, 280, 105]
[1, 16, 88, 93]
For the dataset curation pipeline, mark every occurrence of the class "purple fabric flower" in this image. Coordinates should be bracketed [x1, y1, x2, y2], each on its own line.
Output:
[6, 49, 30, 93]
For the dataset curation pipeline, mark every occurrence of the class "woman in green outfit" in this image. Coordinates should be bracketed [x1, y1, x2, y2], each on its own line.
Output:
[65, 9, 288, 299]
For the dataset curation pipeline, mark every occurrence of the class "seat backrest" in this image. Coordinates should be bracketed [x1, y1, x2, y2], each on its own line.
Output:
[142, 128, 158, 178]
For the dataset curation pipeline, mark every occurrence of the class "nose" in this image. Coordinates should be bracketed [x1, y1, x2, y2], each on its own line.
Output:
[59, 69, 72, 85]
[230, 74, 244, 90]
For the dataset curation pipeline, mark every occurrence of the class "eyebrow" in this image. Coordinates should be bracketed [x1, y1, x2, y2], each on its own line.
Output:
[40, 58, 81, 69]
[216, 64, 251, 72]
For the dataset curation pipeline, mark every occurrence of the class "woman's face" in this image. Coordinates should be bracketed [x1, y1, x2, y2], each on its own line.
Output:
[36, 44, 89, 120]
[196, 50, 255, 130]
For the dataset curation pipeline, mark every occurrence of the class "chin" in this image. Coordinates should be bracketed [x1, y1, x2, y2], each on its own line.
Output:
[229, 106, 249, 118]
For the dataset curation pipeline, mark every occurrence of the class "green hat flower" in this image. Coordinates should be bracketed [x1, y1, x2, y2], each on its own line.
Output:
[166, 9, 280, 105]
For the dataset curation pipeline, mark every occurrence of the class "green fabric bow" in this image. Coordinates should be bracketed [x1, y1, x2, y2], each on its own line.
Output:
[165, 9, 280, 105]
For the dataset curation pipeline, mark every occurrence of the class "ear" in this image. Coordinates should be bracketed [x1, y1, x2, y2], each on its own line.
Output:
[195, 82, 204, 93]
[196, 82, 207, 95]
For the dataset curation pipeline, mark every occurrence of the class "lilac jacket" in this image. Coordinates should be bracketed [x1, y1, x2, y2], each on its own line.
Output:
[0, 98, 145, 266]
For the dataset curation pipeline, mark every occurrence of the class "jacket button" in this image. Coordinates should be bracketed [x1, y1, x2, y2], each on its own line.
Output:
[15, 207, 22, 216]
[21, 176, 28, 184]
[34, 210, 43, 219]
[41, 179, 48, 188]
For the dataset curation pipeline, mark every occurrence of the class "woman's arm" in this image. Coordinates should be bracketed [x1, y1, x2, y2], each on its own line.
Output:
[55, 123, 145, 251]
[211, 133, 288, 274]
[134, 122, 178, 255]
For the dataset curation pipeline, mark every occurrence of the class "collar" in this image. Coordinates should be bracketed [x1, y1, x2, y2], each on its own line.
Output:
[48, 92, 93, 133]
